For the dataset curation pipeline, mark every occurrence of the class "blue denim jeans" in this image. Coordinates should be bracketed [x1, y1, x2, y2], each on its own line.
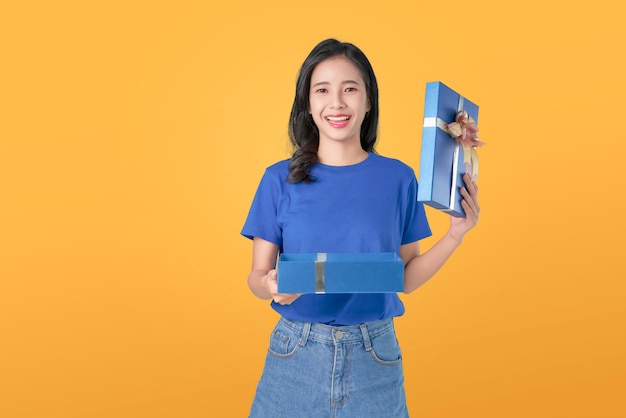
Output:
[249, 317, 409, 417]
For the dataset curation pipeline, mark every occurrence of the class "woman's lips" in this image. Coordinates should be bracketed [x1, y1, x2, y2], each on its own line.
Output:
[325, 115, 351, 128]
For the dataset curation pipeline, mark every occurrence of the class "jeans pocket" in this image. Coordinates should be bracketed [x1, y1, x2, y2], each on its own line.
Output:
[267, 322, 302, 359]
[368, 327, 402, 366]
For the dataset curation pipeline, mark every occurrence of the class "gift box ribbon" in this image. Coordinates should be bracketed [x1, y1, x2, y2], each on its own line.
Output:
[447, 109, 484, 179]
[315, 253, 327, 294]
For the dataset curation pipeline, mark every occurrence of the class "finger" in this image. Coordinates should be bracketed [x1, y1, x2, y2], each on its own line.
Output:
[461, 183, 480, 214]
[470, 182, 478, 200]
[464, 174, 478, 196]
[266, 271, 279, 295]
[460, 188, 480, 220]
[460, 186, 478, 213]
[274, 293, 301, 305]
[461, 198, 479, 222]
[267, 281, 278, 297]
[287, 294, 302, 305]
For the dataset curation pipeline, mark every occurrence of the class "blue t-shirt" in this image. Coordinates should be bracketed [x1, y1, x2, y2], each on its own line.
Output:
[241, 153, 432, 325]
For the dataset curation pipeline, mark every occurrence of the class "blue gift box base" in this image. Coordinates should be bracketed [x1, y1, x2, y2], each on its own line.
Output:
[277, 253, 404, 294]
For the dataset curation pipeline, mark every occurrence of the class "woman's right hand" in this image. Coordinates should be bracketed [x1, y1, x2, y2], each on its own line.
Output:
[263, 268, 301, 305]
[247, 237, 301, 304]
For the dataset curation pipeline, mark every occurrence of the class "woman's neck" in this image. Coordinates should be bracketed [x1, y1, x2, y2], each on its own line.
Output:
[317, 140, 368, 166]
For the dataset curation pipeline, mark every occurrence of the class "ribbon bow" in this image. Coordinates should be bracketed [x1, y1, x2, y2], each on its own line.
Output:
[446, 110, 484, 180]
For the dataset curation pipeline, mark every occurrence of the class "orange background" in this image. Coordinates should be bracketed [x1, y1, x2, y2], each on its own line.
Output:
[1, 1, 625, 417]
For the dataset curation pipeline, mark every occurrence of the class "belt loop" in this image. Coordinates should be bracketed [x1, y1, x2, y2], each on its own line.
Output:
[360, 323, 372, 352]
[299, 322, 312, 346]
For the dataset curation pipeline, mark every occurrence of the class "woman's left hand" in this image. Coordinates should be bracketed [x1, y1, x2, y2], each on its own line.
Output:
[449, 173, 480, 240]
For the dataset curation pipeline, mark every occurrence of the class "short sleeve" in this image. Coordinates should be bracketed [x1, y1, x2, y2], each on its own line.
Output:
[241, 168, 283, 247]
[401, 175, 432, 245]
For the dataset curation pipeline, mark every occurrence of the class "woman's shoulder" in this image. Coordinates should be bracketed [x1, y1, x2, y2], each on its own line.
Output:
[264, 159, 290, 173]
[259, 159, 291, 183]
[370, 153, 416, 176]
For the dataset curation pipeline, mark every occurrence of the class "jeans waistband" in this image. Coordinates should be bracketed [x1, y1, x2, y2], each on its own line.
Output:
[279, 316, 395, 345]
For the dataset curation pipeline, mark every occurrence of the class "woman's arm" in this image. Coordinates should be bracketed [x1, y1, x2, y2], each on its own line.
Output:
[247, 237, 301, 305]
[401, 173, 480, 293]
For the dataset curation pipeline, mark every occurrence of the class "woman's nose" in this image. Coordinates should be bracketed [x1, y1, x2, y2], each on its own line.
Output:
[330, 91, 345, 108]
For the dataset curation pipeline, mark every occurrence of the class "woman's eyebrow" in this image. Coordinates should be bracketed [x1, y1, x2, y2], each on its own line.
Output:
[311, 80, 361, 87]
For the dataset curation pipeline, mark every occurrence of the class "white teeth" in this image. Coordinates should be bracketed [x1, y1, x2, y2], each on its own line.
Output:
[326, 116, 350, 121]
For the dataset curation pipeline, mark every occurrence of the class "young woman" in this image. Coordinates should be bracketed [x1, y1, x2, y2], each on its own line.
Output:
[241, 38, 480, 417]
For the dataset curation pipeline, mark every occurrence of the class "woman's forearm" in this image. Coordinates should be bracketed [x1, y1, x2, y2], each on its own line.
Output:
[403, 231, 463, 293]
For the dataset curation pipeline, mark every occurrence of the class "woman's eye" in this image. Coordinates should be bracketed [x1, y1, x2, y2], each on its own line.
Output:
[345, 87, 357, 92]
[316, 88, 328, 93]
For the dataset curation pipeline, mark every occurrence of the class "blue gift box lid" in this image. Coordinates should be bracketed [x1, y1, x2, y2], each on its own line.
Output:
[417, 81, 479, 217]
[277, 253, 404, 294]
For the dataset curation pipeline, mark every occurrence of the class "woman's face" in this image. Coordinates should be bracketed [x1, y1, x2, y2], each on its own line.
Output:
[308, 56, 370, 148]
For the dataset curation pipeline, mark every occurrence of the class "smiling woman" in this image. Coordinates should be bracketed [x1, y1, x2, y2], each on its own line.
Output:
[286, 39, 380, 184]
[309, 56, 371, 165]
[241, 38, 481, 417]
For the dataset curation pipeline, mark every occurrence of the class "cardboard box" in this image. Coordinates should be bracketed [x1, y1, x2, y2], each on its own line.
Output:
[277, 253, 404, 294]
[417, 81, 479, 217]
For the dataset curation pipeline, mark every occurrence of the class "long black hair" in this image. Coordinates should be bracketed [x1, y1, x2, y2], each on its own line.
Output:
[287, 39, 380, 183]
